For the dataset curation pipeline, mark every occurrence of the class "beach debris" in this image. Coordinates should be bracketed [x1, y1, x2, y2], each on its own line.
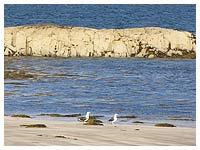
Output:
[83, 118, 104, 126]
[37, 113, 81, 117]
[11, 114, 31, 118]
[109, 114, 118, 125]
[117, 115, 137, 118]
[20, 124, 47, 128]
[133, 121, 144, 124]
[154, 123, 176, 127]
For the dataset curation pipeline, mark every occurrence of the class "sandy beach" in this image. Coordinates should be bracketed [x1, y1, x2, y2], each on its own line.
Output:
[4, 116, 195, 146]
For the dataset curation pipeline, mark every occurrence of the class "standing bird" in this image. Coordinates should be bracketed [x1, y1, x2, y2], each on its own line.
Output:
[84, 112, 91, 122]
[109, 114, 118, 125]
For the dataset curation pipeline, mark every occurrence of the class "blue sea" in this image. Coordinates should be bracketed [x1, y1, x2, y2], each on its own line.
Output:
[4, 4, 196, 127]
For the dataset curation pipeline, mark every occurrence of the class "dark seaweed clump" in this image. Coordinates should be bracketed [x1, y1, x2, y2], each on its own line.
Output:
[154, 123, 176, 127]
[118, 115, 137, 118]
[133, 121, 144, 124]
[20, 124, 47, 128]
[83, 119, 104, 126]
[4, 82, 26, 85]
[55, 135, 67, 138]
[38, 113, 81, 117]
[11, 114, 31, 118]
[4, 71, 35, 80]
[167, 116, 194, 121]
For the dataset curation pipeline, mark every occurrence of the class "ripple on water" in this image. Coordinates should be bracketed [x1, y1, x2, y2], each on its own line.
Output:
[4, 57, 196, 127]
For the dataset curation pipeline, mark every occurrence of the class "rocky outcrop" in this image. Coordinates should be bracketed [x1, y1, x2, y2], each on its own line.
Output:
[4, 24, 196, 58]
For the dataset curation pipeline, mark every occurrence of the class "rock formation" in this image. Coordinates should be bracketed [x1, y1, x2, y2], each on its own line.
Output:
[4, 24, 196, 58]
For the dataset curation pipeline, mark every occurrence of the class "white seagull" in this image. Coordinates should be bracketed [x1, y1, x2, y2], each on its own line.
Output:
[84, 112, 91, 122]
[109, 114, 118, 125]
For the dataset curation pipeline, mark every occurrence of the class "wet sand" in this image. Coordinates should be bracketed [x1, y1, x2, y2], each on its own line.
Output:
[4, 116, 195, 146]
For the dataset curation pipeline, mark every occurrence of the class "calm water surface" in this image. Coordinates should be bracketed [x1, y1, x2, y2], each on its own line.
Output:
[4, 57, 196, 127]
[5, 4, 196, 33]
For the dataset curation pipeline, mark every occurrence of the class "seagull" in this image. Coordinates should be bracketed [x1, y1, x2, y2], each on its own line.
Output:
[84, 112, 90, 122]
[109, 114, 118, 125]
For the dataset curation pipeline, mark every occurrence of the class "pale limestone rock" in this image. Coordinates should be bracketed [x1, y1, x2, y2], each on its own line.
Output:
[148, 54, 154, 58]
[112, 41, 128, 57]
[167, 50, 183, 57]
[94, 29, 114, 56]
[4, 24, 196, 58]
[136, 49, 147, 58]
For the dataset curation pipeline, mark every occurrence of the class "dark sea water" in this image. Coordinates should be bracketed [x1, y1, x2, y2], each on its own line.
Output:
[5, 4, 196, 33]
[4, 5, 196, 127]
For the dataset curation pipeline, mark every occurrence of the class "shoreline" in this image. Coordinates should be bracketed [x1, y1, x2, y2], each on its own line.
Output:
[4, 55, 196, 59]
[5, 113, 196, 128]
[4, 116, 196, 146]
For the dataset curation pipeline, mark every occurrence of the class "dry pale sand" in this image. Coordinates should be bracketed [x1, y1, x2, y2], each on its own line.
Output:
[4, 116, 196, 146]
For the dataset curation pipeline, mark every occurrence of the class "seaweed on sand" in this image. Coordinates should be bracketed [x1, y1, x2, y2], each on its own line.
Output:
[155, 123, 176, 127]
[20, 124, 47, 128]
[11, 114, 31, 118]
[133, 121, 144, 124]
[83, 119, 104, 126]
[78, 115, 104, 122]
